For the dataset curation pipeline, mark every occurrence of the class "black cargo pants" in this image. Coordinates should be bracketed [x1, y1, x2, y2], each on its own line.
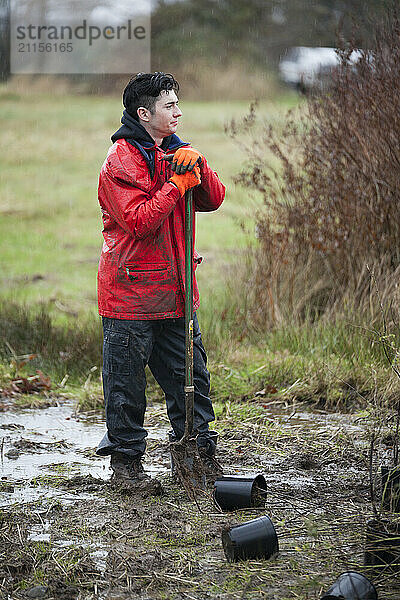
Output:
[96, 314, 216, 458]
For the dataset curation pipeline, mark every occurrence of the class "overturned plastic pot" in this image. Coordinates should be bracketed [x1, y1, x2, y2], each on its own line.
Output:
[381, 465, 400, 513]
[214, 474, 267, 511]
[364, 518, 400, 574]
[320, 571, 377, 600]
[222, 515, 278, 562]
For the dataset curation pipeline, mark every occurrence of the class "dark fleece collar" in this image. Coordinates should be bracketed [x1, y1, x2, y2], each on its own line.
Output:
[111, 110, 187, 178]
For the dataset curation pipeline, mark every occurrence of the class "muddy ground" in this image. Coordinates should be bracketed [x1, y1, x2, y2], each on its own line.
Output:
[0, 396, 399, 600]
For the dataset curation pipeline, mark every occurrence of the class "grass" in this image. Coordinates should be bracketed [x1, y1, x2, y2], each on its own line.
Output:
[1, 296, 400, 412]
[1, 298, 399, 416]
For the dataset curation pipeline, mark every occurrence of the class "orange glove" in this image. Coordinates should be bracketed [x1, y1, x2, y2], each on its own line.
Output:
[169, 164, 201, 196]
[172, 147, 203, 174]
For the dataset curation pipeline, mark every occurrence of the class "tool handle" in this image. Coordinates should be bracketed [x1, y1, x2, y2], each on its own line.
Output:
[184, 188, 194, 438]
[164, 152, 196, 436]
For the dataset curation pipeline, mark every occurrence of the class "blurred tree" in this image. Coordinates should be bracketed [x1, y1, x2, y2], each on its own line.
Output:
[152, 0, 390, 70]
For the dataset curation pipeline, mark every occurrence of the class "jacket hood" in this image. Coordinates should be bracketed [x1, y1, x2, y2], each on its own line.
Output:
[111, 110, 187, 177]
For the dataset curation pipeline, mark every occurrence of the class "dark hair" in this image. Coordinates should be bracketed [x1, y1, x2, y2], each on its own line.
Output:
[123, 72, 179, 120]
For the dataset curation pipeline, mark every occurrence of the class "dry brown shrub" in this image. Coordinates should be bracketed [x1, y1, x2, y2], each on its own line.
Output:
[229, 10, 400, 330]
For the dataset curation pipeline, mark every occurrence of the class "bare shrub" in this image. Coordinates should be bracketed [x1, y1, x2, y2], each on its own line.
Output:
[228, 11, 400, 330]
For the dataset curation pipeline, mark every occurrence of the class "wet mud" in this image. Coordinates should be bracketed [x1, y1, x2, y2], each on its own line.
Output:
[0, 400, 399, 599]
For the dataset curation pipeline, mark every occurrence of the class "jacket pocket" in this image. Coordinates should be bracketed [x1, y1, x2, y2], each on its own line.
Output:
[124, 263, 171, 283]
[103, 331, 130, 375]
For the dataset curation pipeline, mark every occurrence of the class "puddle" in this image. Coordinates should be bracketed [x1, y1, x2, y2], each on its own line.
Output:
[26, 521, 109, 572]
[28, 521, 51, 542]
[264, 406, 366, 434]
[0, 401, 366, 508]
[0, 402, 170, 507]
[89, 548, 108, 573]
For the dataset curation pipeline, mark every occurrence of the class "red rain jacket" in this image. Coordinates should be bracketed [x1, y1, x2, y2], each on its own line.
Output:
[97, 139, 225, 319]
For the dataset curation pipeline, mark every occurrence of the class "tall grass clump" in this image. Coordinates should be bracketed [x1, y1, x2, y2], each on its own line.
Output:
[0, 301, 102, 380]
[227, 10, 400, 331]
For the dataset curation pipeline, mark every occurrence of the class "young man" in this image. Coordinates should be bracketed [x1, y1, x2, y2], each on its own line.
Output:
[96, 72, 225, 483]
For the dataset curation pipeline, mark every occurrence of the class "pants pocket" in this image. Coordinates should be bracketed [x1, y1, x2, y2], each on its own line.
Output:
[103, 331, 130, 375]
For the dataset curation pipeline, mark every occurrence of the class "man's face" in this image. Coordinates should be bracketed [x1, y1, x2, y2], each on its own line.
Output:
[140, 90, 182, 141]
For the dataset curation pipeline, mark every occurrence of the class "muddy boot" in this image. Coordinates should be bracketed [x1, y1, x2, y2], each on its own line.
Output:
[110, 452, 163, 496]
[110, 452, 149, 483]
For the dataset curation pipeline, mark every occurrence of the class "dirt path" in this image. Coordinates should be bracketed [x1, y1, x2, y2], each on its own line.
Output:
[0, 399, 399, 599]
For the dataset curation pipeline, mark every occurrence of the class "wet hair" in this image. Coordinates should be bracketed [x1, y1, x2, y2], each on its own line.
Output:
[123, 72, 179, 120]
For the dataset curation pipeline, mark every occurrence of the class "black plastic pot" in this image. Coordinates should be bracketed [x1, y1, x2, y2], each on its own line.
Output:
[169, 430, 218, 476]
[222, 515, 278, 562]
[364, 518, 400, 573]
[320, 571, 377, 600]
[381, 465, 400, 513]
[213, 474, 267, 511]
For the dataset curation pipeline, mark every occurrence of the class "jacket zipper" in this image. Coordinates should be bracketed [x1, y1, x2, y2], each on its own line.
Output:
[125, 266, 167, 281]
[158, 147, 185, 304]
[126, 267, 166, 272]
[160, 146, 187, 308]
[170, 220, 186, 308]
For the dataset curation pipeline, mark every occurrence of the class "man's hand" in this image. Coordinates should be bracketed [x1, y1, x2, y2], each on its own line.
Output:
[172, 147, 203, 174]
[169, 164, 201, 196]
